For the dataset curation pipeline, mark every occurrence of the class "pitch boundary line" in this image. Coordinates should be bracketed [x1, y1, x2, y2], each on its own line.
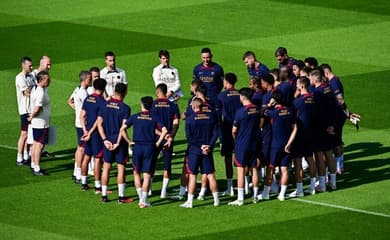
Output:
[0, 144, 17, 151]
[292, 198, 390, 218]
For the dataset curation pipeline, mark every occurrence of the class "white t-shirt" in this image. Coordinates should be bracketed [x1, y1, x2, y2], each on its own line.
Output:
[152, 64, 182, 98]
[100, 67, 127, 97]
[15, 72, 36, 115]
[31, 86, 50, 128]
[69, 86, 88, 128]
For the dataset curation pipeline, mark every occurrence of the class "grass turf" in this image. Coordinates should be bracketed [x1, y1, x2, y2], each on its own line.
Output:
[0, 0, 389, 239]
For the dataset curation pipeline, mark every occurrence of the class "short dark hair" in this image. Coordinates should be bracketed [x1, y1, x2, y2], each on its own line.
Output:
[320, 63, 332, 72]
[105, 51, 115, 58]
[269, 68, 280, 80]
[93, 78, 107, 91]
[191, 97, 203, 109]
[89, 66, 100, 73]
[275, 47, 288, 57]
[298, 77, 310, 89]
[79, 70, 90, 82]
[224, 73, 237, 85]
[242, 51, 256, 61]
[191, 79, 203, 87]
[238, 87, 253, 100]
[201, 47, 212, 54]
[20, 56, 32, 64]
[141, 96, 154, 110]
[37, 70, 49, 83]
[195, 84, 208, 97]
[293, 60, 306, 70]
[114, 83, 127, 97]
[272, 90, 284, 105]
[304, 57, 318, 68]
[309, 69, 324, 83]
[301, 66, 313, 76]
[261, 73, 275, 86]
[159, 49, 170, 58]
[156, 83, 168, 95]
[250, 76, 261, 87]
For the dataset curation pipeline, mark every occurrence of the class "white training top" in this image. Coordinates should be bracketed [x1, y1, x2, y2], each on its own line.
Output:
[100, 67, 127, 97]
[152, 64, 182, 98]
[31, 86, 50, 128]
[69, 86, 88, 128]
[87, 86, 94, 95]
[15, 72, 36, 115]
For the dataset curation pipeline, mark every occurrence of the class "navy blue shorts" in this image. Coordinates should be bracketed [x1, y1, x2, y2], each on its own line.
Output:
[103, 140, 128, 164]
[76, 127, 85, 147]
[33, 128, 48, 144]
[221, 121, 234, 156]
[334, 113, 346, 147]
[186, 146, 215, 175]
[234, 147, 257, 168]
[262, 126, 272, 164]
[313, 128, 335, 152]
[132, 143, 156, 173]
[20, 113, 30, 131]
[84, 131, 103, 158]
[269, 147, 290, 168]
[291, 127, 314, 158]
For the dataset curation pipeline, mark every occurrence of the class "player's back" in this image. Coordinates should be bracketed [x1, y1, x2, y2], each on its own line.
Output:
[218, 88, 242, 123]
[128, 111, 159, 144]
[234, 104, 260, 149]
[266, 106, 295, 149]
[151, 98, 179, 132]
[83, 93, 105, 130]
[100, 98, 130, 141]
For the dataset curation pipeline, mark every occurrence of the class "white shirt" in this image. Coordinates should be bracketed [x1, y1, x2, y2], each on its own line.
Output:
[15, 72, 35, 115]
[69, 86, 88, 128]
[87, 86, 94, 95]
[100, 67, 127, 97]
[31, 86, 50, 128]
[152, 64, 182, 99]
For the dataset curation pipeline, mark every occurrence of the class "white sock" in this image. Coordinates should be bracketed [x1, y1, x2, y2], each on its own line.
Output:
[76, 167, 82, 180]
[187, 193, 194, 204]
[31, 161, 35, 169]
[118, 183, 125, 197]
[136, 188, 142, 200]
[330, 173, 336, 187]
[161, 178, 169, 195]
[199, 187, 207, 196]
[81, 175, 87, 185]
[179, 185, 186, 196]
[212, 192, 219, 203]
[310, 178, 316, 189]
[142, 191, 148, 203]
[237, 188, 244, 201]
[95, 181, 101, 188]
[280, 185, 287, 196]
[102, 185, 107, 196]
[245, 176, 250, 192]
[148, 179, 153, 196]
[227, 179, 233, 190]
[297, 182, 303, 193]
[253, 187, 259, 199]
[319, 176, 326, 189]
[73, 162, 77, 176]
[23, 150, 29, 160]
[34, 165, 40, 172]
[17, 153, 23, 162]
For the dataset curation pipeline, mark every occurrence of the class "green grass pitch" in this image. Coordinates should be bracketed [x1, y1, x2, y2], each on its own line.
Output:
[0, 0, 389, 239]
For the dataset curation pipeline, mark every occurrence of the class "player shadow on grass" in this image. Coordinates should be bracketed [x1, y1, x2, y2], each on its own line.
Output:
[338, 142, 390, 189]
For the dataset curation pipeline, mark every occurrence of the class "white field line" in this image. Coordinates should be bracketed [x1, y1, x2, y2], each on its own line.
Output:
[292, 198, 390, 218]
[0, 144, 17, 151]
